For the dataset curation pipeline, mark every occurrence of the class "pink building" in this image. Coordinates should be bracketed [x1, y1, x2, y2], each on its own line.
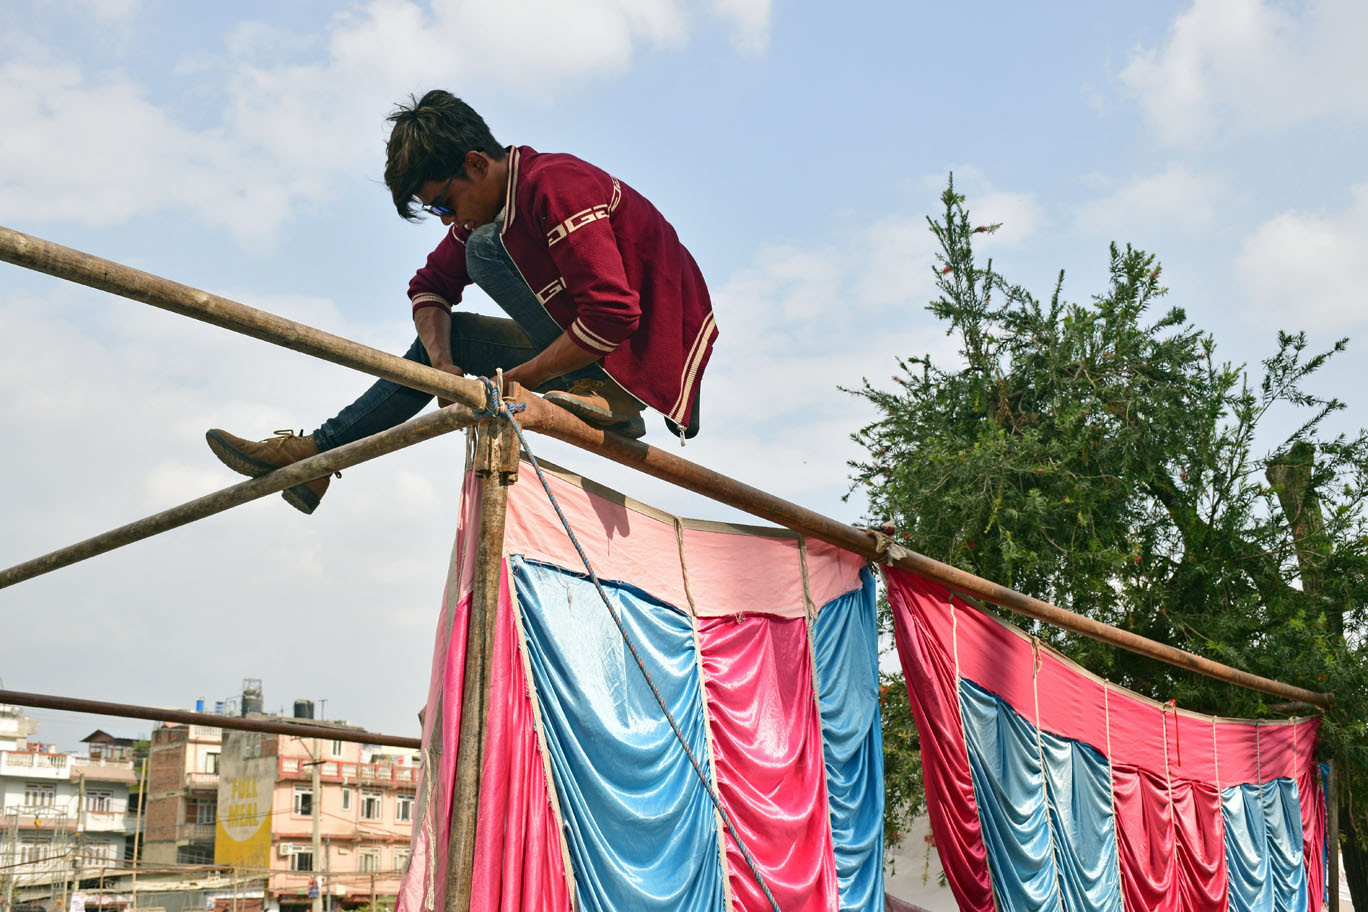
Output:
[216, 725, 418, 912]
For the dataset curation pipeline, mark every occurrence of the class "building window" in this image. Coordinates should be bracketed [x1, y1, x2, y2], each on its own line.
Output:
[205, 752, 219, 774]
[293, 786, 313, 817]
[177, 844, 214, 865]
[330, 740, 344, 757]
[340, 789, 352, 812]
[24, 783, 55, 807]
[244, 733, 261, 760]
[86, 790, 112, 813]
[19, 841, 46, 864]
[290, 847, 313, 872]
[196, 801, 217, 825]
[395, 795, 413, 823]
[358, 850, 380, 874]
[360, 791, 381, 821]
[393, 849, 411, 872]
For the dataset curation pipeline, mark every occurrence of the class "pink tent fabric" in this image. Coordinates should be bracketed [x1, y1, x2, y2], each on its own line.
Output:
[886, 566, 1326, 912]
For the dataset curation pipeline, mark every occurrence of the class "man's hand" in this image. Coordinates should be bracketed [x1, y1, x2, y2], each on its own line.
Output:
[433, 362, 465, 408]
[503, 331, 599, 393]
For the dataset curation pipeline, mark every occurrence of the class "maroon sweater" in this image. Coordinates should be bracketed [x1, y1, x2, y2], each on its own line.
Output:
[407, 145, 716, 431]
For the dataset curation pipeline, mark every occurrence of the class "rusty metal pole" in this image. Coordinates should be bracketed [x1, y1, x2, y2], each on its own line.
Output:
[0, 690, 418, 749]
[1328, 760, 1340, 912]
[0, 403, 481, 591]
[0, 226, 489, 411]
[443, 421, 516, 912]
[512, 392, 1335, 710]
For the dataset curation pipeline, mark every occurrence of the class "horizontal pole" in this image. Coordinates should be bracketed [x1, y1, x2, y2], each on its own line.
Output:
[0, 225, 1330, 709]
[0, 688, 419, 749]
[0, 403, 480, 590]
[514, 392, 1333, 710]
[0, 225, 489, 411]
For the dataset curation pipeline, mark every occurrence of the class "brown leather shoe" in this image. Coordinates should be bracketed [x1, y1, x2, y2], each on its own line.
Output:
[543, 380, 646, 439]
[205, 429, 330, 514]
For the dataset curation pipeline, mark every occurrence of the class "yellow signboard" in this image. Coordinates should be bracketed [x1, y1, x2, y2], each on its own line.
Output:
[215, 732, 274, 869]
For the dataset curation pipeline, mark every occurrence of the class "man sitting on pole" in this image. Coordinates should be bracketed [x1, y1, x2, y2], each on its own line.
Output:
[205, 90, 717, 514]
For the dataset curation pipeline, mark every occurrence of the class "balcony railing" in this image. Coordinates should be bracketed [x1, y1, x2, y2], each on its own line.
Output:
[0, 751, 70, 777]
[177, 822, 215, 841]
[81, 810, 128, 832]
[277, 757, 416, 785]
[185, 771, 219, 789]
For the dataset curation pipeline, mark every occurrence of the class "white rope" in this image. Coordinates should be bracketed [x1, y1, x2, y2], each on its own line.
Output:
[1030, 637, 1067, 912]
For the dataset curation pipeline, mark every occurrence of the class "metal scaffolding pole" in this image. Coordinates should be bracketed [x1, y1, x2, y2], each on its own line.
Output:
[0, 402, 480, 590]
[0, 689, 419, 749]
[511, 392, 1335, 710]
[0, 226, 1334, 711]
[0, 226, 489, 411]
[444, 422, 516, 912]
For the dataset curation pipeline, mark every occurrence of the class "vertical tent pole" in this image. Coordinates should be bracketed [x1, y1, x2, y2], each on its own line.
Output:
[443, 420, 515, 912]
[1328, 760, 1340, 912]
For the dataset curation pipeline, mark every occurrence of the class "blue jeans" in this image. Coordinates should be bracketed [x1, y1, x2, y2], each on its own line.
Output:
[313, 221, 612, 451]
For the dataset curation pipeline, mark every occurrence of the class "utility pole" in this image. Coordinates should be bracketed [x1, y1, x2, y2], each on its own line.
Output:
[323, 834, 331, 912]
[130, 757, 146, 912]
[311, 746, 321, 912]
[71, 772, 86, 909]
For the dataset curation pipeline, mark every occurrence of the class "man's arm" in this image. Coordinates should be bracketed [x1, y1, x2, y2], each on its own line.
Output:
[413, 306, 467, 406]
[501, 331, 598, 392]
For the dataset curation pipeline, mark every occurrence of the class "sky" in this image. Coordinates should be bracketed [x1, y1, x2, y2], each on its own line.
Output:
[2, 0, 1367, 749]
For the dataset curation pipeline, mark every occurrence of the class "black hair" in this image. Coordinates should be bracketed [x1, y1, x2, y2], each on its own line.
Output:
[384, 90, 506, 220]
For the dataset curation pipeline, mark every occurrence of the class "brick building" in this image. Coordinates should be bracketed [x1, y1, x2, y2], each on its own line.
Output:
[142, 722, 222, 865]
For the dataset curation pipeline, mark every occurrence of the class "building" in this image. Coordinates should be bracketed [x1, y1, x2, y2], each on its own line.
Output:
[0, 704, 37, 752]
[143, 721, 222, 865]
[216, 712, 418, 912]
[0, 724, 136, 897]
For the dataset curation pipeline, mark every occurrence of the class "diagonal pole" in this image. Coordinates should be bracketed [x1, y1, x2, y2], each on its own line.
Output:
[0, 403, 481, 590]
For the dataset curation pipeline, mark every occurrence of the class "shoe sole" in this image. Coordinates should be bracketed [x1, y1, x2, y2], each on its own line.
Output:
[543, 394, 646, 439]
[205, 430, 321, 515]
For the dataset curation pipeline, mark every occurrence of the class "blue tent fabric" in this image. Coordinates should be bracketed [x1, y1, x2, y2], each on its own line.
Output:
[510, 557, 726, 912]
[959, 680, 1124, 912]
[1038, 728, 1123, 912]
[811, 568, 886, 912]
[1266, 779, 1309, 912]
[959, 680, 1065, 912]
[1222, 779, 1308, 912]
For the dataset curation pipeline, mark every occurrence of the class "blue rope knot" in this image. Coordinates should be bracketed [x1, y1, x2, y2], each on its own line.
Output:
[473, 375, 525, 420]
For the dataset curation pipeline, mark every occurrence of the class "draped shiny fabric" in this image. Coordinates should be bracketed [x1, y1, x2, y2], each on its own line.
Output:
[1037, 728, 1123, 912]
[1224, 784, 1274, 912]
[888, 571, 995, 912]
[1171, 779, 1229, 912]
[511, 557, 727, 912]
[959, 681, 1065, 912]
[1265, 779, 1310, 912]
[470, 570, 574, 911]
[1223, 781, 1309, 912]
[886, 566, 1327, 912]
[398, 473, 571, 912]
[696, 614, 838, 912]
[1112, 763, 1179, 912]
[810, 569, 886, 911]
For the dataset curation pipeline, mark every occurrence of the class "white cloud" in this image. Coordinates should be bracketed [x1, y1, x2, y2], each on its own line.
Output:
[711, 0, 772, 54]
[1121, 0, 1368, 145]
[1075, 164, 1229, 242]
[0, 0, 761, 248]
[1235, 183, 1368, 330]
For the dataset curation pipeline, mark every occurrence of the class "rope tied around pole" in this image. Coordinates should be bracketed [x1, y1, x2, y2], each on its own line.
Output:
[475, 377, 783, 912]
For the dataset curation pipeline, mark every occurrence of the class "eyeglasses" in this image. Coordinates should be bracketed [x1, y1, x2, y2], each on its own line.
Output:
[419, 178, 455, 217]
